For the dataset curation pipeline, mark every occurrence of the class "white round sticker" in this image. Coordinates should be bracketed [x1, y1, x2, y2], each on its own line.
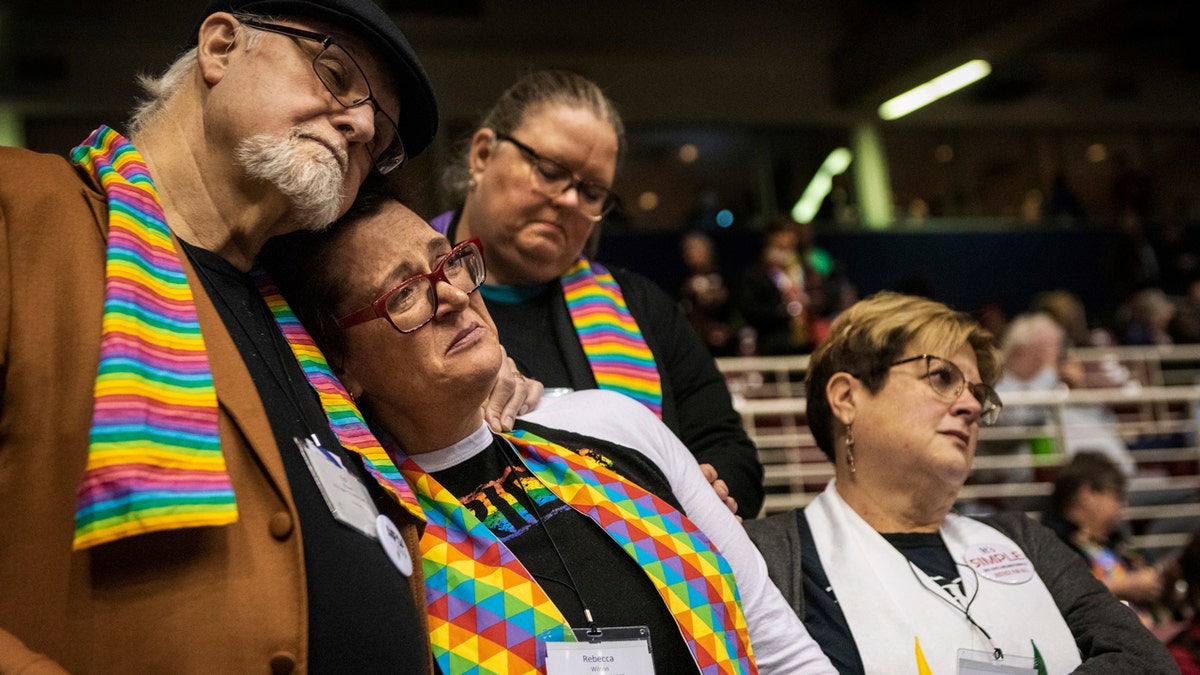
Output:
[376, 514, 413, 577]
[963, 542, 1034, 584]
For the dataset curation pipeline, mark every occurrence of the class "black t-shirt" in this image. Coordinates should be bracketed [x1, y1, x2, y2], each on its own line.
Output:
[479, 284, 582, 389]
[182, 241, 428, 674]
[430, 434, 700, 675]
[883, 531, 966, 599]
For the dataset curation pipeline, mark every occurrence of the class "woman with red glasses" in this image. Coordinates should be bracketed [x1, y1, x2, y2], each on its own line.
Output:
[261, 192, 834, 674]
[744, 291, 1173, 674]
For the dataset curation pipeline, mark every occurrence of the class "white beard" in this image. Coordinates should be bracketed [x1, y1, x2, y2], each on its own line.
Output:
[234, 128, 348, 232]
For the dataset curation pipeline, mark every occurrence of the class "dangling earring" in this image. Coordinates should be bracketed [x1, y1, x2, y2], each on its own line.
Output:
[845, 423, 856, 474]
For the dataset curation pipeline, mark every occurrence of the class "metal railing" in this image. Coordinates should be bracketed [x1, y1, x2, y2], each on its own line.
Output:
[718, 347, 1200, 559]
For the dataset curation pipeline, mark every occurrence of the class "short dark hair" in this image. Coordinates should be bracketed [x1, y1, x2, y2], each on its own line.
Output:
[1051, 451, 1127, 515]
[258, 181, 396, 371]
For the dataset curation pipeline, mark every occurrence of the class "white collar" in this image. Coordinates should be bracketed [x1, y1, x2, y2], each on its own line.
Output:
[405, 422, 494, 473]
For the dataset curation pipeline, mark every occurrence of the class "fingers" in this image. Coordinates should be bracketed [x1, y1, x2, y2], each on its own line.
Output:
[700, 463, 739, 517]
[483, 348, 543, 431]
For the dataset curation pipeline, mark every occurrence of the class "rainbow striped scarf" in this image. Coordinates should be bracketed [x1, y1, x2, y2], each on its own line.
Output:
[560, 259, 663, 418]
[73, 126, 232, 549]
[396, 428, 754, 675]
[73, 126, 421, 550]
[256, 272, 422, 520]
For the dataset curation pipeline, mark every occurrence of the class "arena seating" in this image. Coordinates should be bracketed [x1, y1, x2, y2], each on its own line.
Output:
[718, 345, 1200, 560]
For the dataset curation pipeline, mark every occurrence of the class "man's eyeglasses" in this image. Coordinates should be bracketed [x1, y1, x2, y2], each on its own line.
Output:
[239, 18, 406, 174]
[495, 133, 618, 222]
[890, 354, 1003, 426]
[335, 238, 486, 333]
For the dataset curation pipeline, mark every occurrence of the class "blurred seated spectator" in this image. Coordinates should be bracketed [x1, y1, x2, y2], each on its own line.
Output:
[678, 231, 737, 356]
[737, 218, 812, 355]
[1033, 288, 1101, 348]
[1163, 527, 1200, 671]
[976, 314, 1135, 503]
[1120, 287, 1177, 346]
[1042, 452, 1176, 635]
[1170, 278, 1200, 344]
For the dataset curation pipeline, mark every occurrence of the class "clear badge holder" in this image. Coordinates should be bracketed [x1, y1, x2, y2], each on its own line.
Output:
[543, 625, 655, 675]
[957, 648, 1037, 674]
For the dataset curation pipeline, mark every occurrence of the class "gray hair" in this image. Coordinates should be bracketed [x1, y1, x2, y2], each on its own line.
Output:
[127, 12, 268, 134]
[441, 69, 626, 204]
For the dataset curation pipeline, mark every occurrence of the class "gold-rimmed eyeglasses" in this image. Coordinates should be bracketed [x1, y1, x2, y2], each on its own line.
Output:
[891, 354, 1003, 426]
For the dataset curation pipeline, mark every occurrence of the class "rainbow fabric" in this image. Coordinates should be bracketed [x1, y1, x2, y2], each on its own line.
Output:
[256, 272, 422, 521]
[73, 126, 232, 550]
[395, 428, 754, 675]
[560, 259, 663, 418]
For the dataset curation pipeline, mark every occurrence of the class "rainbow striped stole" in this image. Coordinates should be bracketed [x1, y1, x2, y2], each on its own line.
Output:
[255, 272, 423, 521]
[73, 126, 233, 550]
[560, 259, 663, 418]
[395, 429, 754, 675]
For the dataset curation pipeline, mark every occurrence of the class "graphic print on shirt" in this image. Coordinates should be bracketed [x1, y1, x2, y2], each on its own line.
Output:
[929, 573, 967, 606]
[460, 462, 572, 541]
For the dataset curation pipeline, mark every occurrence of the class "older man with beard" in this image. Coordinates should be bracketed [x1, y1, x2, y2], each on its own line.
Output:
[0, 1, 530, 673]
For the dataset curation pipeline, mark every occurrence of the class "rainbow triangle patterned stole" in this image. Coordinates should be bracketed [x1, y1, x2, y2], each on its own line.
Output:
[394, 428, 754, 675]
[73, 125, 232, 550]
[560, 259, 663, 418]
[256, 272, 422, 520]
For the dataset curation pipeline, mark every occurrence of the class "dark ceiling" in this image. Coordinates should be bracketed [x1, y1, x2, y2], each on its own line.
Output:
[2, 0, 1196, 136]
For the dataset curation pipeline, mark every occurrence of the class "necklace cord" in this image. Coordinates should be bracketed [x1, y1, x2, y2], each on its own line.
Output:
[499, 438, 600, 634]
[905, 558, 1004, 661]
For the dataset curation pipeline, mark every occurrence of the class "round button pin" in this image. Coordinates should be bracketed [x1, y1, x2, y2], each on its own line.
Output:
[964, 542, 1034, 584]
[376, 514, 413, 577]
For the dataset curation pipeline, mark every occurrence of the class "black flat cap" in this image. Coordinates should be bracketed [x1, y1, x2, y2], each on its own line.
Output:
[194, 0, 438, 159]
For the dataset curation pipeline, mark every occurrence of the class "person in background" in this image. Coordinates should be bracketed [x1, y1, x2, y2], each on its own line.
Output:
[1042, 452, 1177, 636]
[992, 313, 1136, 479]
[1163, 526, 1200, 672]
[261, 192, 837, 675]
[1121, 286, 1177, 346]
[737, 217, 814, 356]
[1032, 288, 1096, 348]
[429, 69, 763, 518]
[679, 231, 738, 356]
[0, 0, 517, 671]
[744, 292, 1173, 673]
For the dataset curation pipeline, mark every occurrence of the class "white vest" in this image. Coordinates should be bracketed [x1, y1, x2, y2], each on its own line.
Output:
[806, 480, 1082, 674]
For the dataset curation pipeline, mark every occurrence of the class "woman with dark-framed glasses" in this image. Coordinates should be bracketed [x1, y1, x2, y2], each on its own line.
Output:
[744, 291, 1174, 674]
[428, 69, 764, 520]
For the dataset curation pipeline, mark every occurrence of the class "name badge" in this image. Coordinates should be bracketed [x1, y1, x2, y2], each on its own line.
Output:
[295, 434, 379, 539]
[544, 626, 655, 675]
[963, 543, 1035, 584]
[957, 648, 1037, 674]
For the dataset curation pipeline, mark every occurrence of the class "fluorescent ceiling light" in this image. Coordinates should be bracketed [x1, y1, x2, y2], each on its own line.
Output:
[791, 147, 852, 223]
[878, 59, 992, 121]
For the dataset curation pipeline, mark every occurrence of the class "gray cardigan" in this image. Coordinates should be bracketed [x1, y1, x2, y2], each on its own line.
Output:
[744, 509, 1178, 674]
